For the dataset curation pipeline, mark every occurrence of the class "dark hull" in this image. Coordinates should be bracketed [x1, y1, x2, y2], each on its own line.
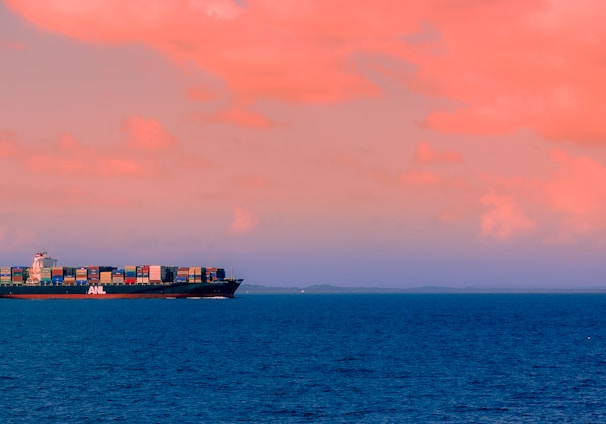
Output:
[0, 279, 242, 299]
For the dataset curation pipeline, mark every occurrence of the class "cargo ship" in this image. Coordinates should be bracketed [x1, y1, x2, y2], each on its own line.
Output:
[0, 252, 242, 299]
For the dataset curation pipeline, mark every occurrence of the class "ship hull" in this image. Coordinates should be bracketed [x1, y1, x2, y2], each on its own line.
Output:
[0, 279, 242, 299]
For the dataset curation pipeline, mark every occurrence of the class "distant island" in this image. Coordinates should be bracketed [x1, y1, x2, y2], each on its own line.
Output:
[238, 284, 606, 294]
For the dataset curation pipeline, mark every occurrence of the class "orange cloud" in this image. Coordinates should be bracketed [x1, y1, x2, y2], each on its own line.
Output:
[480, 191, 536, 240]
[125, 116, 178, 150]
[414, 141, 462, 164]
[229, 206, 258, 234]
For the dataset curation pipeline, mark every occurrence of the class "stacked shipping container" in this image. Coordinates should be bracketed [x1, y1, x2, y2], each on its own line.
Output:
[124, 266, 136, 284]
[136, 265, 150, 284]
[149, 265, 162, 284]
[100, 271, 112, 284]
[188, 267, 203, 283]
[64, 267, 75, 285]
[40, 267, 52, 285]
[51, 267, 63, 285]
[206, 267, 217, 282]
[11, 267, 24, 284]
[0, 263, 228, 285]
[76, 268, 88, 285]
[0, 267, 11, 284]
[176, 267, 189, 283]
[113, 269, 124, 284]
[87, 266, 100, 284]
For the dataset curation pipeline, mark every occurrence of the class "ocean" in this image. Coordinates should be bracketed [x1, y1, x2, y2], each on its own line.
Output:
[1, 293, 605, 423]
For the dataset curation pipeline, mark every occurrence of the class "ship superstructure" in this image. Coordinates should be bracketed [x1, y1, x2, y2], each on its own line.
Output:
[27, 252, 58, 284]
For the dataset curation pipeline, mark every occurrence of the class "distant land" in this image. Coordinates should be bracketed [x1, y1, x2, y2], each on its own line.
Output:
[239, 284, 606, 294]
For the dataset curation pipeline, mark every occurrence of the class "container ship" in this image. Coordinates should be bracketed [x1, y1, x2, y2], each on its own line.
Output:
[0, 252, 242, 299]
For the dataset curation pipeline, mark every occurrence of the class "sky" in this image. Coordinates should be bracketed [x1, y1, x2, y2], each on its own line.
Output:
[1, 0, 606, 289]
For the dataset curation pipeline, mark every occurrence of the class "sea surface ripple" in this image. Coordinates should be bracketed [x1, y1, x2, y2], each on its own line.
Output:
[1, 293, 605, 423]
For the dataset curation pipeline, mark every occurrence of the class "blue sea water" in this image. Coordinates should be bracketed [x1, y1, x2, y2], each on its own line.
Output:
[1, 293, 606, 423]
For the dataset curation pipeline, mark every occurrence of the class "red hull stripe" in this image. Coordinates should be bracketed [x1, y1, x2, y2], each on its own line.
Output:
[0, 293, 234, 299]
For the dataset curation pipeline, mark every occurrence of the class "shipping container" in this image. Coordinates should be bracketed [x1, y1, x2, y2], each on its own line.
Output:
[206, 267, 219, 282]
[176, 267, 189, 283]
[149, 265, 162, 284]
[124, 266, 136, 284]
[76, 267, 88, 285]
[164, 266, 177, 283]
[112, 269, 125, 284]
[0, 266, 11, 284]
[136, 265, 150, 284]
[40, 267, 52, 285]
[51, 267, 63, 284]
[188, 266, 203, 283]
[11, 267, 24, 284]
[87, 266, 100, 283]
[100, 271, 112, 284]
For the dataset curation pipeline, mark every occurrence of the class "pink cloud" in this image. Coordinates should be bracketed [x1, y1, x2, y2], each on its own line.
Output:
[414, 141, 462, 164]
[0, 39, 26, 51]
[0, 130, 21, 157]
[187, 86, 217, 102]
[2, 0, 406, 104]
[229, 206, 258, 234]
[546, 150, 606, 236]
[98, 159, 146, 177]
[125, 116, 178, 150]
[195, 0, 242, 20]
[25, 155, 85, 176]
[399, 171, 441, 186]
[5, 0, 605, 145]
[480, 191, 536, 240]
[0, 141, 19, 158]
[231, 175, 272, 190]
[197, 107, 277, 128]
[409, 2, 606, 143]
[18, 132, 164, 178]
[331, 154, 392, 186]
[5, 1, 606, 257]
